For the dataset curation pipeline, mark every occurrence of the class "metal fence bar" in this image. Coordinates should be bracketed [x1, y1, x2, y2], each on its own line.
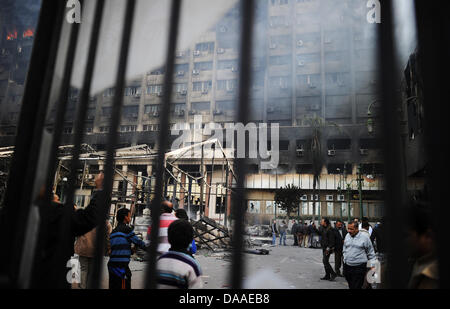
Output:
[0, 0, 65, 288]
[377, 0, 409, 288]
[414, 0, 450, 289]
[230, 0, 255, 289]
[145, 0, 182, 289]
[90, 0, 137, 289]
[64, 0, 105, 238]
[37, 1, 82, 288]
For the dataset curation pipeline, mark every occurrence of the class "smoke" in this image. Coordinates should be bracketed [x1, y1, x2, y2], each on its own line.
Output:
[63, 0, 238, 95]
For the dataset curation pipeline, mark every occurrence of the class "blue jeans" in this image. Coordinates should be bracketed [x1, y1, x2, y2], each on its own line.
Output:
[272, 232, 277, 245]
[279, 232, 286, 245]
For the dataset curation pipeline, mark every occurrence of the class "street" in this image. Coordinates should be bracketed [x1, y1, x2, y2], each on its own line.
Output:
[97, 236, 349, 289]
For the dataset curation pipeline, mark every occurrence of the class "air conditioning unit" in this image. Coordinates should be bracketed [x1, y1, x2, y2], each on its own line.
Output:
[309, 83, 317, 89]
[189, 110, 197, 115]
[328, 149, 336, 156]
[217, 48, 225, 54]
[231, 66, 238, 72]
[193, 50, 201, 56]
[176, 110, 185, 117]
[129, 113, 138, 118]
[326, 195, 334, 201]
[179, 90, 187, 95]
[152, 111, 159, 117]
[157, 92, 163, 97]
[219, 26, 228, 33]
[298, 61, 305, 67]
[360, 148, 369, 156]
[269, 43, 277, 49]
[176, 51, 184, 58]
[213, 110, 223, 115]
[311, 194, 319, 201]
[226, 88, 234, 93]
[309, 104, 320, 111]
[176, 71, 185, 76]
[202, 89, 209, 94]
[87, 115, 95, 120]
[297, 40, 304, 47]
[296, 148, 304, 157]
[192, 69, 200, 75]
[300, 195, 308, 201]
[337, 195, 345, 201]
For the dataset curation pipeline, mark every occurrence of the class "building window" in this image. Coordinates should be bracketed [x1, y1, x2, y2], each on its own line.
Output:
[124, 86, 141, 96]
[103, 88, 115, 97]
[194, 61, 213, 71]
[99, 126, 110, 133]
[218, 60, 238, 70]
[63, 127, 72, 134]
[119, 125, 137, 132]
[217, 80, 237, 91]
[192, 81, 212, 92]
[195, 42, 215, 53]
[147, 84, 163, 95]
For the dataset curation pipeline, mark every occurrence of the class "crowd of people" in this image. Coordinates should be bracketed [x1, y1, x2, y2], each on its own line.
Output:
[273, 217, 386, 289]
[34, 173, 438, 290]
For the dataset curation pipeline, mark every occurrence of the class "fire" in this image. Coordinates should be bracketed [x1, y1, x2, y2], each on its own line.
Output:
[23, 29, 34, 38]
[6, 31, 17, 41]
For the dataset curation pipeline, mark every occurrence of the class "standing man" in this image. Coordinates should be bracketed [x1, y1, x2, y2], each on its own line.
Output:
[343, 221, 377, 289]
[271, 219, 278, 245]
[302, 222, 310, 248]
[147, 200, 178, 254]
[279, 220, 287, 246]
[297, 221, 305, 247]
[320, 218, 337, 281]
[74, 220, 112, 289]
[291, 220, 299, 246]
[108, 207, 148, 289]
[333, 220, 347, 277]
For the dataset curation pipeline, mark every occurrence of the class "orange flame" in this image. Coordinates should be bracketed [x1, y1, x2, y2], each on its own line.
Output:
[23, 29, 34, 38]
[6, 31, 17, 41]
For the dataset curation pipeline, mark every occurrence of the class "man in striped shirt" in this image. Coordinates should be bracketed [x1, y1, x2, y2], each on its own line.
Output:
[156, 219, 203, 289]
[108, 207, 147, 289]
[147, 200, 178, 254]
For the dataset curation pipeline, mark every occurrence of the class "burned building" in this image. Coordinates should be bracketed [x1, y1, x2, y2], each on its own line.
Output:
[1, 0, 421, 225]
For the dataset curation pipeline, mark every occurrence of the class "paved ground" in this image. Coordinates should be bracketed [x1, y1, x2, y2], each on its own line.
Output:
[95, 236, 349, 289]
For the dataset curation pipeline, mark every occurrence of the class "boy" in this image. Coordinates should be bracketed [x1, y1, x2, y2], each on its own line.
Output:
[108, 207, 147, 289]
[156, 220, 203, 289]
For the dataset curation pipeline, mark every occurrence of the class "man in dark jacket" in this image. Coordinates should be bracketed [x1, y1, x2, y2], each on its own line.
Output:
[291, 220, 299, 246]
[333, 220, 348, 277]
[320, 218, 337, 281]
[31, 173, 104, 289]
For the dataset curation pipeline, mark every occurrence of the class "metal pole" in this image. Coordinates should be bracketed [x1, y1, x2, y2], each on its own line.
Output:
[145, 0, 182, 289]
[90, 0, 137, 289]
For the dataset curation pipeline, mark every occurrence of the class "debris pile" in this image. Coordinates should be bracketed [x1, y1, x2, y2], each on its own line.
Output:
[191, 216, 231, 251]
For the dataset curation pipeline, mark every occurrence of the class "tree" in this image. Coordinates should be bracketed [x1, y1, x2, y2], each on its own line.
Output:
[300, 115, 342, 223]
[274, 184, 303, 220]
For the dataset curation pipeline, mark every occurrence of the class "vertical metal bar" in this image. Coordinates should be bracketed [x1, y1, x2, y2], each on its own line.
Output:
[145, 0, 182, 289]
[64, 0, 105, 233]
[37, 0, 83, 288]
[0, 0, 65, 287]
[414, 0, 450, 289]
[377, 0, 409, 288]
[230, 0, 255, 289]
[90, 0, 137, 289]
